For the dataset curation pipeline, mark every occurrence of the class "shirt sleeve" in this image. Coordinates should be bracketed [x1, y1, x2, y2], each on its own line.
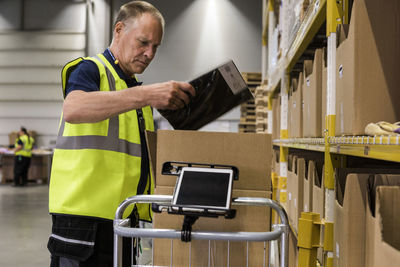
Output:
[17, 139, 23, 146]
[65, 60, 100, 96]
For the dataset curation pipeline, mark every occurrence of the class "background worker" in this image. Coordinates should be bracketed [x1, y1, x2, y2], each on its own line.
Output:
[13, 127, 34, 187]
[47, 1, 195, 266]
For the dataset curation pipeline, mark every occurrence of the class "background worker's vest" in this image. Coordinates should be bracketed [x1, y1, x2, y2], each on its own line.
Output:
[49, 54, 155, 221]
[15, 135, 34, 158]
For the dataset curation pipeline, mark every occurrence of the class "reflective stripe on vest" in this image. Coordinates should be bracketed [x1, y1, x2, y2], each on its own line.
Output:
[56, 56, 142, 158]
[49, 53, 154, 221]
[15, 135, 34, 157]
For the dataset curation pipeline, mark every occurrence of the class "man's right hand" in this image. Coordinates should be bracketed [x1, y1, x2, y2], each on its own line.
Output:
[141, 80, 196, 110]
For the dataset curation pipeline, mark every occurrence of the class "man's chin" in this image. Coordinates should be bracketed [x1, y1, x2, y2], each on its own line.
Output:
[132, 65, 147, 74]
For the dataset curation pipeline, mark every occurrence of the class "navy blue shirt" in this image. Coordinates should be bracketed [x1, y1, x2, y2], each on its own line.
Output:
[65, 49, 142, 96]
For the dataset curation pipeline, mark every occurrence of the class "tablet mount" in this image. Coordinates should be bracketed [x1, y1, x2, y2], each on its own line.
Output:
[153, 161, 239, 242]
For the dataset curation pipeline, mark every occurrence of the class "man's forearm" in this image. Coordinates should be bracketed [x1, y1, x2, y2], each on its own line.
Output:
[63, 81, 195, 124]
[63, 88, 148, 123]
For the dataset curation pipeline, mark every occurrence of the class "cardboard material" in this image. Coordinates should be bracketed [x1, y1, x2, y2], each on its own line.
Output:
[272, 95, 281, 140]
[334, 171, 400, 267]
[289, 74, 303, 138]
[154, 130, 272, 191]
[153, 186, 272, 267]
[287, 155, 305, 233]
[303, 160, 312, 213]
[310, 160, 324, 218]
[365, 185, 400, 267]
[302, 49, 323, 137]
[335, 0, 400, 135]
[310, 160, 324, 264]
[288, 227, 299, 267]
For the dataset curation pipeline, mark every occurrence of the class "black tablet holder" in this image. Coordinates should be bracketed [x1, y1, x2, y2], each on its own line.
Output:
[152, 161, 239, 242]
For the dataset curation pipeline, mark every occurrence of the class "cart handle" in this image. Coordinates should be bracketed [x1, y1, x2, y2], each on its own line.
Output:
[113, 195, 289, 267]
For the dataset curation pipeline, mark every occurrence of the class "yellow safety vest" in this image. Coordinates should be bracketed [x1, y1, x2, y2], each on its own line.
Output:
[49, 54, 155, 221]
[15, 134, 34, 158]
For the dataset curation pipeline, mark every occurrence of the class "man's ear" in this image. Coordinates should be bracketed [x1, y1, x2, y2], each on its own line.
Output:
[114, 22, 124, 38]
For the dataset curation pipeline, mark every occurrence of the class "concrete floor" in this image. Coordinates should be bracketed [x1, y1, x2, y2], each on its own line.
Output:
[0, 184, 51, 267]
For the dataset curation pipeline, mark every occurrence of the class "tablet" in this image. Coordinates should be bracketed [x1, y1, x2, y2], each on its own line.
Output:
[172, 167, 234, 211]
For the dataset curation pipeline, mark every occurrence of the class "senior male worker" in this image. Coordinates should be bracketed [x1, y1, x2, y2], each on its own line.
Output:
[47, 1, 195, 266]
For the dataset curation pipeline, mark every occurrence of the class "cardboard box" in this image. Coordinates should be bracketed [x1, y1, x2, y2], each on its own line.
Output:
[310, 160, 324, 218]
[287, 155, 305, 233]
[153, 186, 272, 267]
[335, 0, 400, 135]
[303, 160, 312, 213]
[272, 95, 281, 140]
[303, 49, 323, 137]
[365, 185, 400, 267]
[289, 74, 303, 138]
[152, 130, 272, 191]
[334, 171, 400, 267]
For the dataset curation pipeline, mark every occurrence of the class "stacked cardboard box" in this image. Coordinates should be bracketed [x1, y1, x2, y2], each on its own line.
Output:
[255, 85, 269, 133]
[239, 72, 261, 133]
[335, 0, 400, 135]
[148, 130, 273, 266]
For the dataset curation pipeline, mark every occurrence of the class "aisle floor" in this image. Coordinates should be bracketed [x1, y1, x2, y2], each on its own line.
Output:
[0, 184, 51, 267]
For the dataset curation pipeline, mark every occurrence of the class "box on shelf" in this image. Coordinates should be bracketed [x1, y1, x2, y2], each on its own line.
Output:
[335, 0, 400, 136]
[365, 185, 400, 267]
[310, 160, 324, 219]
[334, 170, 400, 267]
[287, 155, 305, 233]
[272, 95, 281, 140]
[302, 49, 323, 137]
[272, 147, 280, 174]
[147, 130, 272, 191]
[153, 186, 272, 267]
[289, 72, 303, 138]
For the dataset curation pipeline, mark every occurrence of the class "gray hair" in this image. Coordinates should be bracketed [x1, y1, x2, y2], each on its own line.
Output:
[115, 1, 165, 31]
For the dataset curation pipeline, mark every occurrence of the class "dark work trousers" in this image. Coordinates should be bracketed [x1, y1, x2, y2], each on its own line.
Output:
[14, 155, 31, 186]
[48, 213, 137, 267]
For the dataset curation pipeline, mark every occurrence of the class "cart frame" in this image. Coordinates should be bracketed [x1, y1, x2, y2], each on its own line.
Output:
[113, 195, 289, 267]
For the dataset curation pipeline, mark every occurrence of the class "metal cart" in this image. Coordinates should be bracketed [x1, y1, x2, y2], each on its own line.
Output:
[113, 194, 289, 267]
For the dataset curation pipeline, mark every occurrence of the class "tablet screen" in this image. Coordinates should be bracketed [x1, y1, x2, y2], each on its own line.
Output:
[173, 167, 233, 210]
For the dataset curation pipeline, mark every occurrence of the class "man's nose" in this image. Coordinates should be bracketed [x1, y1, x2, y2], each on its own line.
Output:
[143, 46, 156, 59]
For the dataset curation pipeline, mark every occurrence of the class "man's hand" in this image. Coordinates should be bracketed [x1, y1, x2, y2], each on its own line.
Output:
[142, 80, 195, 110]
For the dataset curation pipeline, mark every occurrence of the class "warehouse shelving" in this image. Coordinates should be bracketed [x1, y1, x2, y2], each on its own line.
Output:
[261, 0, 400, 266]
[274, 136, 400, 163]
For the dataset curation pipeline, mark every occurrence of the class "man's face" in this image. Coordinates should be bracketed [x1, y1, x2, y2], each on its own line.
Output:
[115, 13, 163, 76]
